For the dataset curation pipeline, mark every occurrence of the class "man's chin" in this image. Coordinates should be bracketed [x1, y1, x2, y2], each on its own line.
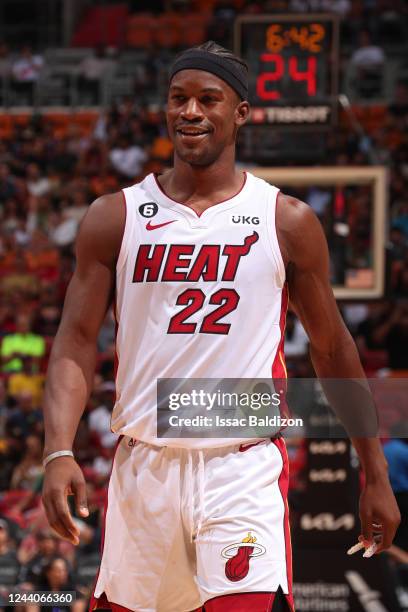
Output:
[176, 147, 216, 167]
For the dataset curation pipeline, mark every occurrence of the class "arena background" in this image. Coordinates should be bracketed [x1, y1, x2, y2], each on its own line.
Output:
[0, 0, 407, 610]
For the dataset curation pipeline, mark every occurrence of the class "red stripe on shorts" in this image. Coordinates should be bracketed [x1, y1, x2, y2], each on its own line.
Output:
[203, 591, 276, 611]
[273, 436, 295, 612]
[89, 435, 124, 612]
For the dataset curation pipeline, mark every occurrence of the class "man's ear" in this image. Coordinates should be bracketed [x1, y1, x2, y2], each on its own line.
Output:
[235, 101, 250, 127]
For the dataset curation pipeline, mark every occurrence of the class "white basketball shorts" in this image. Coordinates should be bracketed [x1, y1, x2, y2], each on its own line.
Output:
[91, 435, 294, 612]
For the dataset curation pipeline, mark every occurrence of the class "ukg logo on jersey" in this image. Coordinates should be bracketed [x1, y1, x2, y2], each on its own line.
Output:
[230, 215, 260, 225]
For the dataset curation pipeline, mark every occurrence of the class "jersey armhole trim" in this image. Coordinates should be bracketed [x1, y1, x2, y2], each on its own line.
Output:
[266, 186, 286, 288]
[116, 189, 131, 274]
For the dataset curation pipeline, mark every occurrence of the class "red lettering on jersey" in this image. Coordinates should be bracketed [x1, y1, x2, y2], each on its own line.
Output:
[221, 231, 259, 281]
[133, 244, 166, 282]
[186, 245, 220, 282]
[162, 245, 195, 281]
[133, 232, 258, 284]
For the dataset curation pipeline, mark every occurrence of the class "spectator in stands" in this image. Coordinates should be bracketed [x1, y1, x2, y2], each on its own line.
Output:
[109, 134, 147, 180]
[0, 518, 20, 587]
[0, 252, 40, 299]
[393, 254, 408, 297]
[355, 300, 392, 352]
[390, 81, 408, 118]
[64, 188, 89, 224]
[384, 424, 408, 552]
[87, 382, 116, 449]
[11, 45, 44, 105]
[392, 199, 408, 237]
[77, 47, 117, 106]
[48, 207, 79, 248]
[10, 433, 43, 490]
[5, 389, 43, 442]
[371, 303, 408, 370]
[8, 356, 44, 406]
[31, 556, 86, 612]
[26, 163, 51, 198]
[1, 313, 45, 373]
[25, 230, 59, 282]
[0, 162, 18, 202]
[50, 139, 78, 178]
[350, 29, 385, 71]
[33, 285, 61, 338]
[350, 29, 385, 98]
[77, 139, 108, 179]
[19, 529, 59, 586]
[389, 226, 408, 296]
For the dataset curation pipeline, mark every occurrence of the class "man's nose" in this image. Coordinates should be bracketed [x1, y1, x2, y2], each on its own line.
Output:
[180, 97, 204, 121]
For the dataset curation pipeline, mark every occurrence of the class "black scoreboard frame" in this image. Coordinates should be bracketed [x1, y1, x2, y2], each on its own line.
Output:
[234, 13, 340, 130]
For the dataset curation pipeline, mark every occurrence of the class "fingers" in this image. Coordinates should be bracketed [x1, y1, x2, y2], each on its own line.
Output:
[42, 459, 90, 545]
[375, 512, 401, 554]
[347, 533, 378, 558]
[349, 514, 400, 557]
[44, 488, 80, 545]
[359, 510, 373, 546]
[71, 477, 89, 518]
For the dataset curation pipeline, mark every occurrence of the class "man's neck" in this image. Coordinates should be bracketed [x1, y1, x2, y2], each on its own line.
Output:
[157, 152, 244, 215]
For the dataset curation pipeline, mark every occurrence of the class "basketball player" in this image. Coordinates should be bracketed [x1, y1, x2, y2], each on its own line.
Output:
[42, 42, 400, 612]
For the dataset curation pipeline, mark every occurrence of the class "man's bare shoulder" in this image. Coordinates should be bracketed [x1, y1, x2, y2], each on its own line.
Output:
[276, 192, 315, 231]
[76, 191, 126, 268]
[276, 192, 327, 267]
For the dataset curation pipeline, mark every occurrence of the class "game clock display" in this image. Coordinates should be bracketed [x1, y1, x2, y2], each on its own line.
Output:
[234, 15, 339, 127]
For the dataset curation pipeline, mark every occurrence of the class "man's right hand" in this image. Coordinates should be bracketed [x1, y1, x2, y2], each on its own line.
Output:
[42, 456, 89, 545]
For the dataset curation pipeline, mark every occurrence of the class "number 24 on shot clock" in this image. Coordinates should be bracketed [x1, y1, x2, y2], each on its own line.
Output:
[234, 14, 340, 127]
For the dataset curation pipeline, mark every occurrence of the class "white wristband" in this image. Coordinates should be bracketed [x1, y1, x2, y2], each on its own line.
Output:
[43, 450, 74, 468]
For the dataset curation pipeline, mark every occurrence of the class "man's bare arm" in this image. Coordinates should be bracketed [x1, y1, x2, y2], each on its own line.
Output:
[42, 192, 125, 544]
[276, 193, 401, 552]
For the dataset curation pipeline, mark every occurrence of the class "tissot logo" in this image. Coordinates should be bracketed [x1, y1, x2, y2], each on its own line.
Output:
[230, 215, 260, 225]
[309, 441, 347, 455]
[300, 513, 355, 531]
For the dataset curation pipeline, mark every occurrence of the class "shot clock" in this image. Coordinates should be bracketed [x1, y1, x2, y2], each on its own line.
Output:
[234, 14, 339, 127]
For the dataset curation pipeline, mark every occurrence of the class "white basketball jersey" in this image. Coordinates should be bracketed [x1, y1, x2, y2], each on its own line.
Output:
[111, 171, 288, 448]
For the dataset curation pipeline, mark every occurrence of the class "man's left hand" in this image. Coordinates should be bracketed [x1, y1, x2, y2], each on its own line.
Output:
[359, 476, 401, 554]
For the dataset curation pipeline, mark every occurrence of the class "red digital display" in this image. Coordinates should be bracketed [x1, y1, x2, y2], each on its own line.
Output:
[256, 53, 317, 100]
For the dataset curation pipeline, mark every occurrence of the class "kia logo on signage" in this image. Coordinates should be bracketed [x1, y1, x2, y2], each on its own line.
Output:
[309, 469, 347, 483]
[309, 441, 347, 455]
[300, 513, 355, 531]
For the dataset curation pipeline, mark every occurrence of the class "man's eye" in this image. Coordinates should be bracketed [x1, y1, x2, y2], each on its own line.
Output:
[173, 95, 186, 101]
[201, 96, 216, 103]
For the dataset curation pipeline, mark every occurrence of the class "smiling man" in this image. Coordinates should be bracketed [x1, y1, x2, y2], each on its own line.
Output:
[41, 42, 400, 612]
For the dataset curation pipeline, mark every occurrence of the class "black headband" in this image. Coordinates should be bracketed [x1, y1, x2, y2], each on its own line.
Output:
[169, 50, 248, 101]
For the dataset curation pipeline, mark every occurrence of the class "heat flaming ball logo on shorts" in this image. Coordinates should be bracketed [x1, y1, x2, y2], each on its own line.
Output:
[221, 532, 266, 582]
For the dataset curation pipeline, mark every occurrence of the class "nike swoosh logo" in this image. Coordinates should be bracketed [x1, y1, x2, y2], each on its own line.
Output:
[146, 220, 176, 231]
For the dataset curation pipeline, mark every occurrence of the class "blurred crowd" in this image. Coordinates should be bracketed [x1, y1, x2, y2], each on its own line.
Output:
[0, 0, 407, 604]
